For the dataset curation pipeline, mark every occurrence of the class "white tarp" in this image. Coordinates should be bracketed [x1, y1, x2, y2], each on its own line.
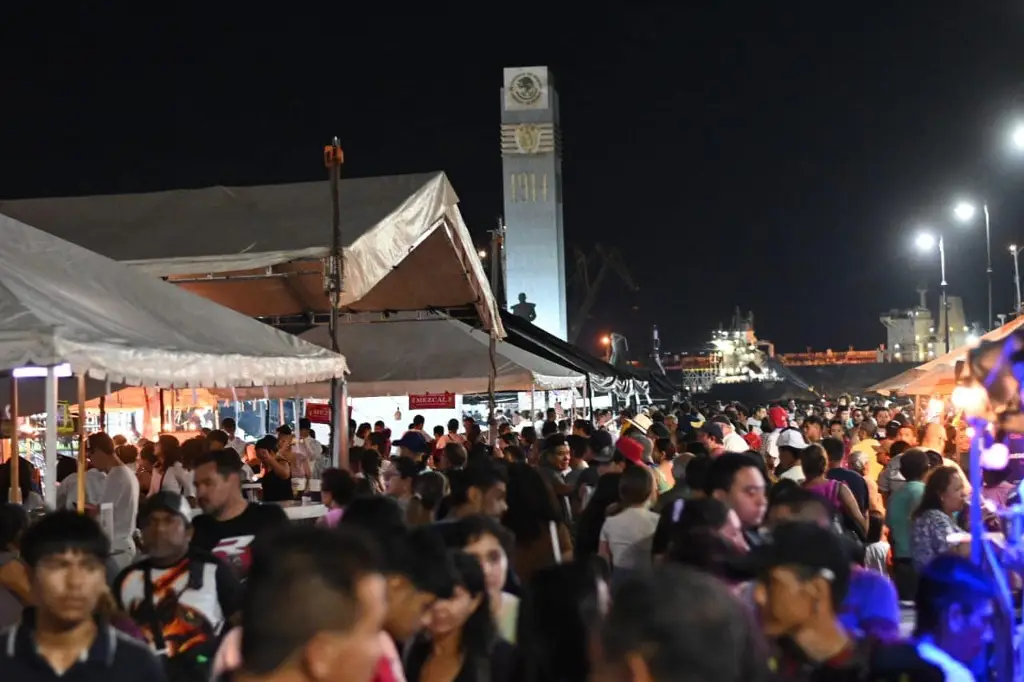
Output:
[0, 213, 347, 387]
[0, 172, 504, 336]
[868, 317, 1024, 395]
[218, 314, 584, 399]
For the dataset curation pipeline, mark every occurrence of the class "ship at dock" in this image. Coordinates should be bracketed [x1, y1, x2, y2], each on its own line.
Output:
[658, 307, 918, 397]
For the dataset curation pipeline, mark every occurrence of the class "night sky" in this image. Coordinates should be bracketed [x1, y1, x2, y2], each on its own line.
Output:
[4, 5, 1024, 358]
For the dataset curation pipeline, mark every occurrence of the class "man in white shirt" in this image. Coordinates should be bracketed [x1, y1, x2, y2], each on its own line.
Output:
[776, 430, 808, 483]
[711, 415, 749, 453]
[57, 465, 108, 510]
[293, 418, 325, 475]
[87, 432, 140, 581]
[220, 417, 248, 460]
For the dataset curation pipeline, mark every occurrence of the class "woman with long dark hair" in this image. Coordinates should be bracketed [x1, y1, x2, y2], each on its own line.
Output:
[405, 551, 518, 682]
[444, 515, 520, 642]
[665, 497, 749, 587]
[516, 559, 608, 682]
[148, 434, 193, 498]
[910, 466, 968, 571]
[573, 473, 621, 557]
[502, 463, 573, 581]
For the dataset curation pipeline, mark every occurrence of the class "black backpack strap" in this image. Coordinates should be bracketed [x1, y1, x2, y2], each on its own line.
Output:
[140, 565, 169, 656]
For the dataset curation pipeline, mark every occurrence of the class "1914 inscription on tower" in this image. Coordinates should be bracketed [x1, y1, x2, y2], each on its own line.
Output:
[500, 66, 567, 340]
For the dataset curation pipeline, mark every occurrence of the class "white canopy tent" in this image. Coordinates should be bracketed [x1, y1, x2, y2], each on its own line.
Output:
[220, 313, 585, 400]
[0, 212, 348, 502]
[868, 317, 1024, 395]
[0, 171, 504, 336]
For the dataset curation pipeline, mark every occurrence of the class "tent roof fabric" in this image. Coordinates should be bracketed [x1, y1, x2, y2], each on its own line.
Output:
[221, 314, 584, 400]
[0, 172, 503, 335]
[867, 317, 1024, 395]
[0, 213, 347, 388]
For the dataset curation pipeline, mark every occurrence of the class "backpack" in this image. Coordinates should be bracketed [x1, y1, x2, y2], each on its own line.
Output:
[136, 557, 222, 682]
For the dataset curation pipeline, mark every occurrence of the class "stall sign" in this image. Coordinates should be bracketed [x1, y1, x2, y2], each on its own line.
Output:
[305, 403, 332, 424]
[56, 402, 74, 435]
[408, 392, 456, 410]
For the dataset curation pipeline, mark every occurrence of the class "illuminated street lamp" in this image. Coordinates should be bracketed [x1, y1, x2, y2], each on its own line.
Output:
[952, 199, 993, 330]
[1011, 244, 1022, 314]
[1012, 122, 1024, 151]
[477, 249, 487, 259]
[916, 230, 951, 353]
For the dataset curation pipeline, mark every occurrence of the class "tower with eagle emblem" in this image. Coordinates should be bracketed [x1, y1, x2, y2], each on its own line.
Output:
[500, 66, 567, 340]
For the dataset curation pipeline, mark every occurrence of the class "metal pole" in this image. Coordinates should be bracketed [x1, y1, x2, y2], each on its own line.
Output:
[325, 137, 349, 470]
[8, 377, 20, 504]
[1012, 245, 1022, 314]
[44, 368, 57, 507]
[939, 236, 950, 354]
[76, 374, 86, 514]
[984, 204, 993, 330]
[968, 417, 984, 565]
[487, 228, 501, 445]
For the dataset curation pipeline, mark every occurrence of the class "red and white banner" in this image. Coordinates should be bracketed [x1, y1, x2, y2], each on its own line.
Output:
[408, 392, 456, 410]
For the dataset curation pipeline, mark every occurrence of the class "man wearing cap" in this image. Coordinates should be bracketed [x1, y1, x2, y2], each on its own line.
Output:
[747, 522, 867, 679]
[761, 406, 790, 470]
[711, 415, 749, 453]
[394, 431, 431, 468]
[776, 430, 809, 483]
[697, 422, 727, 457]
[114, 492, 243, 679]
[574, 431, 619, 509]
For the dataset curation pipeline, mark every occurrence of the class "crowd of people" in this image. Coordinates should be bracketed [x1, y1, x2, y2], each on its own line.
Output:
[0, 398, 1007, 681]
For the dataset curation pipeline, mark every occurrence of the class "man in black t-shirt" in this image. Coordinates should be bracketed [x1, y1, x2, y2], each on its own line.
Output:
[191, 449, 288, 579]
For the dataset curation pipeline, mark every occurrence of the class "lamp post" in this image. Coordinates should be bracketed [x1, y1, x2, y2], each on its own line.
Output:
[1011, 244, 1022, 314]
[917, 231, 951, 353]
[953, 200, 993, 330]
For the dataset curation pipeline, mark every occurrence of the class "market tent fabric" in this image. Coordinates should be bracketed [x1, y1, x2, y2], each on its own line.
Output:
[495, 312, 654, 395]
[0, 172, 503, 336]
[219, 315, 584, 400]
[867, 317, 1024, 395]
[0, 213, 347, 387]
[84, 387, 220, 410]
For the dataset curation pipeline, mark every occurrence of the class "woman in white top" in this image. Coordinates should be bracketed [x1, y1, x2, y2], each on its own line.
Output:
[599, 465, 659, 587]
[148, 434, 195, 499]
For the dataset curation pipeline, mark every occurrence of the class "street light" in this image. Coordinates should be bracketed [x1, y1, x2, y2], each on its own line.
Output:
[1012, 122, 1024, 151]
[477, 249, 487, 259]
[952, 199, 993, 330]
[916, 230, 950, 353]
[1011, 245, 1022, 314]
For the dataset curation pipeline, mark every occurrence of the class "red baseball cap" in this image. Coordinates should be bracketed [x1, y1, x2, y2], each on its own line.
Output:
[616, 437, 645, 466]
[768, 406, 788, 429]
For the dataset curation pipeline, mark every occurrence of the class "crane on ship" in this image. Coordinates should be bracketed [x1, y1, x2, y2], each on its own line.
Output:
[567, 244, 639, 345]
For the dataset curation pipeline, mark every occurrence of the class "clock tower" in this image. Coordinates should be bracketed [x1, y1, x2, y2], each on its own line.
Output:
[500, 66, 567, 340]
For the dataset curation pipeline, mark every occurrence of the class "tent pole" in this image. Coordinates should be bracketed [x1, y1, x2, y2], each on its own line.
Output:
[487, 227, 501, 445]
[324, 136, 346, 470]
[586, 374, 594, 420]
[159, 389, 166, 433]
[8, 377, 20, 504]
[76, 374, 86, 514]
[98, 395, 106, 432]
[44, 367, 57, 507]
